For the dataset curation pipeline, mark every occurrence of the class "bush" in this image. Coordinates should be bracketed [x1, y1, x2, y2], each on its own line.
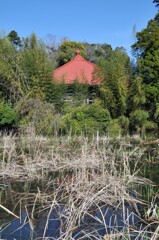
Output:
[129, 109, 157, 134]
[59, 100, 111, 135]
[0, 102, 17, 126]
[118, 116, 129, 134]
[107, 119, 122, 137]
[17, 98, 58, 135]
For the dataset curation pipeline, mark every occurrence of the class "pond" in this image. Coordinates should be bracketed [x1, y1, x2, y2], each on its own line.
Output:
[0, 135, 159, 239]
[0, 202, 148, 240]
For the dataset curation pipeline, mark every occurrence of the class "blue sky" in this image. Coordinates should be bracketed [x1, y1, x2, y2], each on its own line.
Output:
[0, 0, 157, 55]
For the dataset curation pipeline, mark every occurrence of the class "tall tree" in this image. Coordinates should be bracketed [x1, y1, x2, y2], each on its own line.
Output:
[98, 48, 131, 118]
[128, 76, 153, 133]
[21, 33, 53, 99]
[0, 37, 27, 102]
[132, 13, 159, 121]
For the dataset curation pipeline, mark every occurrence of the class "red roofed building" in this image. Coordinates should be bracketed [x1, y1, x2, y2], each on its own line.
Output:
[53, 50, 100, 85]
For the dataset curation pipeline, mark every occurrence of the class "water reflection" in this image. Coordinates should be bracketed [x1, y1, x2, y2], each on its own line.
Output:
[0, 212, 34, 240]
[1, 203, 145, 240]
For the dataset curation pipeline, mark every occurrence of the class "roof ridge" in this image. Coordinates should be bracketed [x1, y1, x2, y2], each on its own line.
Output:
[53, 51, 100, 85]
[54, 55, 95, 73]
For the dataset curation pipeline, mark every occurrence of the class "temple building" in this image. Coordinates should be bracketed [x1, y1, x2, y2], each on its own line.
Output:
[53, 50, 100, 102]
[53, 50, 100, 85]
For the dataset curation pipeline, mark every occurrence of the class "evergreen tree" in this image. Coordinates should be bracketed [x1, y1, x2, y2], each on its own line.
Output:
[132, 13, 159, 122]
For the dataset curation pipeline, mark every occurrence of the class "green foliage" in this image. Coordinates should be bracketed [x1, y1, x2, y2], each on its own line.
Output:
[46, 80, 90, 111]
[131, 13, 159, 128]
[129, 109, 156, 133]
[132, 14, 159, 85]
[21, 33, 53, 99]
[0, 37, 26, 101]
[144, 84, 159, 120]
[154, 102, 159, 120]
[8, 30, 22, 47]
[107, 116, 129, 137]
[0, 33, 53, 103]
[0, 27, 158, 136]
[130, 109, 149, 126]
[154, 103, 159, 131]
[129, 76, 146, 110]
[118, 115, 129, 134]
[59, 100, 111, 135]
[84, 43, 112, 63]
[67, 81, 89, 104]
[17, 98, 57, 135]
[143, 120, 157, 131]
[99, 86, 117, 117]
[98, 48, 130, 118]
[57, 40, 87, 66]
[0, 102, 17, 126]
[46, 82, 67, 110]
[107, 119, 122, 137]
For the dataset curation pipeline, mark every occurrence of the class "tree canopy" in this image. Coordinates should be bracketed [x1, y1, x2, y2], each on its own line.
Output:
[132, 13, 159, 127]
[57, 40, 87, 66]
[0, 16, 159, 137]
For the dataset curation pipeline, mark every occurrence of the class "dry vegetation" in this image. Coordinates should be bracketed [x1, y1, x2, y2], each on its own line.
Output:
[0, 132, 158, 239]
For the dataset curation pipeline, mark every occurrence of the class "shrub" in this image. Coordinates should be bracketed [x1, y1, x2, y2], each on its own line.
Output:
[59, 100, 111, 135]
[129, 109, 157, 134]
[107, 119, 122, 137]
[118, 115, 129, 134]
[17, 98, 58, 135]
[0, 102, 17, 126]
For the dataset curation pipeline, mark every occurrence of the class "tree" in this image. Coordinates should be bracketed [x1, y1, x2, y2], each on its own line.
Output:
[8, 30, 22, 47]
[57, 40, 87, 66]
[132, 13, 159, 121]
[0, 37, 27, 102]
[98, 48, 131, 118]
[21, 33, 53, 100]
[129, 76, 146, 111]
[132, 14, 159, 84]
[0, 32, 55, 134]
[45, 82, 67, 111]
[84, 43, 112, 63]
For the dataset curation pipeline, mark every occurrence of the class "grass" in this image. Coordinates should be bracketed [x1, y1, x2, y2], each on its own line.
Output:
[0, 131, 158, 239]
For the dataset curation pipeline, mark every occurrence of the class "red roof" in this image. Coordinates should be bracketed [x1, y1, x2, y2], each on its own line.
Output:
[53, 50, 100, 85]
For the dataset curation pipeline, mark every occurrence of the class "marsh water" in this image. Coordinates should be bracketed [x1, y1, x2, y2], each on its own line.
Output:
[0, 136, 159, 239]
[0, 203, 146, 240]
[141, 142, 159, 185]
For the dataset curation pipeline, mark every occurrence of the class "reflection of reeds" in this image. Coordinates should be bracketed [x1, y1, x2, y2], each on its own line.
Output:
[0, 132, 158, 239]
